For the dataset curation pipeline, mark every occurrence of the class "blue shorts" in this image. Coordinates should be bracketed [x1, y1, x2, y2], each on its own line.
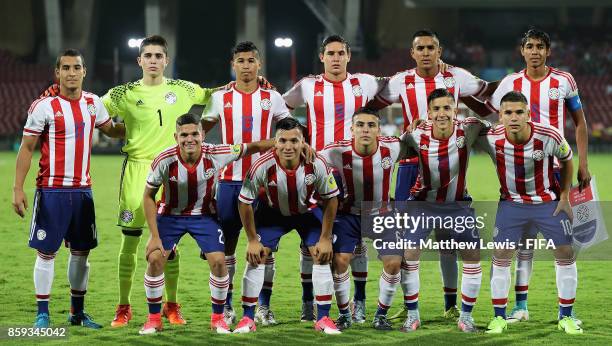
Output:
[157, 215, 225, 254]
[255, 205, 322, 251]
[494, 201, 572, 247]
[523, 170, 562, 241]
[395, 163, 419, 201]
[331, 213, 361, 253]
[216, 180, 258, 240]
[29, 188, 97, 253]
[403, 202, 480, 247]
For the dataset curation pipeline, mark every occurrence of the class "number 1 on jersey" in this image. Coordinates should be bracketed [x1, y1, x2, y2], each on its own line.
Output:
[157, 109, 162, 126]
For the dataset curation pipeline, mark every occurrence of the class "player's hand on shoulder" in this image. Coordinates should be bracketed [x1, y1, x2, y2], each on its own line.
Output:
[39, 83, 60, 98]
[314, 238, 333, 264]
[145, 236, 166, 260]
[438, 59, 453, 73]
[407, 119, 426, 133]
[246, 240, 265, 266]
[257, 76, 276, 90]
[301, 143, 316, 164]
[12, 188, 27, 218]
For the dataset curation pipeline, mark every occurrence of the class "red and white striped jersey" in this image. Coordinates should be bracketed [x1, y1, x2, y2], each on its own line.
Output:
[319, 137, 406, 215]
[202, 86, 290, 181]
[147, 143, 246, 215]
[23, 93, 111, 188]
[486, 67, 579, 138]
[375, 67, 486, 164]
[478, 123, 573, 203]
[404, 118, 489, 201]
[239, 152, 339, 216]
[283, 73, 384, 150]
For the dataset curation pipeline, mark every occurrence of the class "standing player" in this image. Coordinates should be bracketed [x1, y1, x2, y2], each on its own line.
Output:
[397, 89, 490, 333]
[479, 91, 582, 335]
[483, 29, 590, 322]
[138, 114, 275, 335]
[234, 118, 341, 334]
[201, 41, 291, 326]
[283, 34, 385, 323]
[317, 107, 412, 330]
[102, 35, 216, 327]
[12, 49, 125, 328]
[373, 29, 495, 320]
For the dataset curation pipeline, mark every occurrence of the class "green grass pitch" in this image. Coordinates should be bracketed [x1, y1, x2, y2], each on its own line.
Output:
[1, 151, 611, 345]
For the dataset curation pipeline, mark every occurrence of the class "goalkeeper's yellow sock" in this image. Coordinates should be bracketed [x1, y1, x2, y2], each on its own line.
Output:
[118, 232, 141, 305]
[164, 249, 180, 303]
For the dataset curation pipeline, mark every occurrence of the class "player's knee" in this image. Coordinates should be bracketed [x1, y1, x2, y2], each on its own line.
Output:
[333, 253, 351, 273]
[383, 258, 402, 275]
[122, 228, 143, 237]
[493, 249, 513, 259]
[554, 245, 574, 261]
[460, 249, 480, 262]
[404, 249, 420, 261]
[208, 257, 226, 275]
[147, 250, 164, 269]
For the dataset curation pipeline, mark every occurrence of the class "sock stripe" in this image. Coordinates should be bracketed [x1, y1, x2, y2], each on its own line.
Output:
[333, 272, 350, 283]
[555, 259, 576, 266]
[517, 253, 534, 260]
[70, 289, 87, 297]
[559, 297, 575, 305]
[301, 273, 312, 282]
[147, 296, 163, 303]
[36, 294, 50, 300]
[378, 300, 390, 309]
[211, 296, 226, 305]
[515, 285, 528, 293]
[209, 280, 230, 288]
[404, 293, 419, 302]
[381, 272, 401, 284]
[37, 251, 56, 260]
[300, 248, 311, 256]
[443, 287, 457, 293]
[492, 258, 512, 267]
[265, 257, 275, 265]
[242, 296, 258, 303]
[461, 293, 477, 304]
[492, 298, 507, 306]
[351, 271, 368, 278]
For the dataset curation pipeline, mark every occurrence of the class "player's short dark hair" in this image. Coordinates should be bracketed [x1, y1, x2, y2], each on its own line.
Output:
[55, 48, 85, 68]
[521, 28, 551, 49]
[275, 117, 303, 133]
[500, 91, 528, 106]
[353, 107, 381, 121]
[412, 29, 440, 44]
[176, 113, 201, 127]
[320, 34, 351, 55]
[232, 41, 260, 59]
[139, 35, 168, 56]
[427, 88, 454, 106]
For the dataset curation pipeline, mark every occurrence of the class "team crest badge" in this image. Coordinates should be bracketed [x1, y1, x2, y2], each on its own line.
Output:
[456, 136, 466, 149]
[444, 77, 456, 88]
[204, 168, 216, 180]
[548, 88, 560, 100]
[305, 173, 316, 185]
[260, 98, 272, 111]
[165, 92, 177, 104]
[352, 85, 363, 97]
[532, 150, 544, 161]
[120, 210, 134, 223]
[87, 103, 96, 116]
[36, 229, 46, 241]
[231, 144, 242, 155]
[381, 157, 393, 169]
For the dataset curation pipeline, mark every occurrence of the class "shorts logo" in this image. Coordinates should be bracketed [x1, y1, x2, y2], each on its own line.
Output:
[548, 88, 560, 100]
[260, 98, 272, 110]
[204, 168, 216, 180]
[493, 226, 499, 238]
[257, 234, 262, 241]
[532, 150, 544, 161]
[36, 229, 46, 240]
[444, 77, 456, 88]
[231, 144, 242, 156]
[120, 210, 134, 223]
[87, 104, 96, 116]
[456, 136, 466, 149]
[304, 174, 316, 185]
[165, 92, 177, 104]
[332, 234, 337, 244]
[352, 85, 363, 97]
[381, 157, 393, 169]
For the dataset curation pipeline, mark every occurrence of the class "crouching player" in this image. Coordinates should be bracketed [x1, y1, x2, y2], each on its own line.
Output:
[396, 89, 489, 332]
[139, 113, 274, 335]
[234, 118, 341, 334]
[317, 107, 412, 330]
[479, 91, 582, 335]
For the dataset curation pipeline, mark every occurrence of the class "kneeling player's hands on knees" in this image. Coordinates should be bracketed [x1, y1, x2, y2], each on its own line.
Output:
[314, 239, 333, 263]
[145, 236, 166, 260]
[553, 199, 573, 223]
[246, 240, 265, 266]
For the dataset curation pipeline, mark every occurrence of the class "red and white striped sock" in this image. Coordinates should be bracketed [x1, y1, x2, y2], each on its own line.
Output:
[555, 258, 577, 318]
[491, 257, 511, 317]
[241, 264, 264, 309]
[144, 273, 164, 314]
[34, 251, 56, 305]
[460, 262, 482, 314]
[333, 270, 351, 314]
[377, 270, 400, 314]
[401, 260, 420, 310]
[209, 273, 229, 314]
